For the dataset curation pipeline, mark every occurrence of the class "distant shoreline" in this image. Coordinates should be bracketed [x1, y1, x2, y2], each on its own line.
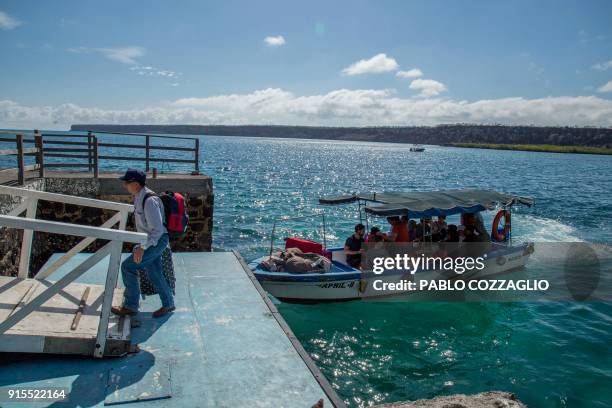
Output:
[448, 143, 612, 155]
[72, 124, 612, 149]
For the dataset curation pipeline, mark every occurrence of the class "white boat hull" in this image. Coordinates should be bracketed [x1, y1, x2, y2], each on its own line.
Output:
[252, 243, 534, 303]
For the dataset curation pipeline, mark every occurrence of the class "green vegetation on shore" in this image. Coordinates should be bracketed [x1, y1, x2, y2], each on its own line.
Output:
[450, 143, 612, 155]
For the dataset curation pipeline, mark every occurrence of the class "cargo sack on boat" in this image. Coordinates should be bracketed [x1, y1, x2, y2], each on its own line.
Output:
[138, 246, 176, 296]
[284, 252, 332, 273]
[260, 255, 284, 272]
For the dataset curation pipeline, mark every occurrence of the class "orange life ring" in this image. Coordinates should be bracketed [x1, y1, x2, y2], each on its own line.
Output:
[492, 210, 511, 242]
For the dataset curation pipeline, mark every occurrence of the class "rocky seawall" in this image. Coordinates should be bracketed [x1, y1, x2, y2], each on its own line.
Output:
[0, 173, 213, 277]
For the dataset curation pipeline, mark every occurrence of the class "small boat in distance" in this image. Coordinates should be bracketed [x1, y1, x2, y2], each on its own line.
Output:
[410, 145, 425, 152]
[250, 189, 535, 303]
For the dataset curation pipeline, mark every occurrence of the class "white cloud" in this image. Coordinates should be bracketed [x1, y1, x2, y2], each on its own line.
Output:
[3, 90, 612, 129]
[593, 60, 612, 71]
[68, 46, 145, 65]
[0, 10, 21, 30]
[598, 80, 612, 93]
[409, 79, 447, 97]
[130, 65, 180, 79]
[396, 68, 423, 79]
[342, 53, 399, 76]
[264, 35, 286, 47]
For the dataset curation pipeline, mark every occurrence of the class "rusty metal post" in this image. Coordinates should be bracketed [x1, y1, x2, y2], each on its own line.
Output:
[145, 135, 150, 172]
[35, 131, 45, 178]
[152, 167, 157, 179]
[16, 134, 25, 185]
[93, 136, 99, 178]
[194, 138, 200, 174]
[87, 131, 93, 172]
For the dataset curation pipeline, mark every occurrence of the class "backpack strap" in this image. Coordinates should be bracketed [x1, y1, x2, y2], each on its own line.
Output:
[142, 191, 171, 226]
[142, 191, 158, 209]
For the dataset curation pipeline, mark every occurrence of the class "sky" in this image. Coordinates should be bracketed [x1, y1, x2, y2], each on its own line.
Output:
[1, 0, 612, 129]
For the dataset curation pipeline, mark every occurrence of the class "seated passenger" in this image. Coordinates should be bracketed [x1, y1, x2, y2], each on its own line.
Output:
[446, 224, 460, 242]
[408, 220, 418, 241]
[367, 226, 385, 243]
[432, 215, 447, 242]
[344, 223, 365, 268]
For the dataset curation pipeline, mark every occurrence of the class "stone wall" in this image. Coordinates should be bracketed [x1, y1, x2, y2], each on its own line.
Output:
[0, 179, 46, 277]
[0, 173, 213, 277]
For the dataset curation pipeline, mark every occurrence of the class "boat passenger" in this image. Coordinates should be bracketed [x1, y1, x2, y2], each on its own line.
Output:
[367, 226, 385, 243]
[432, 215, 447, 242]
[387, 216, 410, 242]
[344, 223, 365, 268]
[446, 224, 460, 242]
[408, 220, 418, 241]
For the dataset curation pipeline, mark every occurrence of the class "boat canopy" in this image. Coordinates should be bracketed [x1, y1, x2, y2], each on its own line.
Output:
[319, 189, 534, 218]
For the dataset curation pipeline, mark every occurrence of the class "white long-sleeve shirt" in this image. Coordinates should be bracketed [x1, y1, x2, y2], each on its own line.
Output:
[133, 186, 167, 250]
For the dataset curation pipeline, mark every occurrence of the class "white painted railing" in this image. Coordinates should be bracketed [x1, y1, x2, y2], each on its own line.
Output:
[0, 185, 146, 358]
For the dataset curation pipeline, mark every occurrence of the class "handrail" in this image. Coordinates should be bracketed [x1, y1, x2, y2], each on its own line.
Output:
[0, 215, 146, 244]
[0, 186, 143, 357]
[1, 130, 201, 179]
[0, 132, 44, 185]
[0, 185, 134, 212]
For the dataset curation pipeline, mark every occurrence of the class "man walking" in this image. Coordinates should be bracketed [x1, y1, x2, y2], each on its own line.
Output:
[112, 168, 175, 318]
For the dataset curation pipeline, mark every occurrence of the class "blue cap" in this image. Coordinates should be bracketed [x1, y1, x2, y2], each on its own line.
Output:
[119, 168, 146, 184]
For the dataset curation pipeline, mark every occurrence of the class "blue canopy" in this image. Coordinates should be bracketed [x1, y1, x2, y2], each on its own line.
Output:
[319, 189, 534, 218]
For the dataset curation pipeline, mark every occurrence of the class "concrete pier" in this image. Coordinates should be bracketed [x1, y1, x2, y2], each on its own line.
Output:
[0, 251, 341, 407]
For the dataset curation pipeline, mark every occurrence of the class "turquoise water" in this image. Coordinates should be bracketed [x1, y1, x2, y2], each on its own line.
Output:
[2, 133, 611, 406]
[204, 137, 612, 408]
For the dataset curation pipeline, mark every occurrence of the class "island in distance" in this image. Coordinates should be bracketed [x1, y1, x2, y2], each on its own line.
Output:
[72, 124, 612, 153]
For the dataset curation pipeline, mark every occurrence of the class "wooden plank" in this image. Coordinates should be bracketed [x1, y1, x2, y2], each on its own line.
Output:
[149, 157, 196, 163]
[43, 163, 89, 168]
[97, 156, 195, 163]
[0, 186, 135, 212]
[0, 277, 36, 322]
[97, 155, 146, 161]
[71, 286, 90, 330]
[44, 153, 91, 159]
[43, 147, 92, 152]
[42, 140, 90, 146]
[1, 282, 125, 339]
[40, 133, 89, 138]
[17, 197, 38, 279]
[0, 245, 112, 335]
[150, 145, 195, 152]
[98, 142, 145, 149]
[0, 148, 38, 155]
[0, 215, 146, 244]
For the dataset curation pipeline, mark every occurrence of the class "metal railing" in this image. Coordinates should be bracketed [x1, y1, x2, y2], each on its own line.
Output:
[0, 130, 200, 184]
[0, 185, 146, 358]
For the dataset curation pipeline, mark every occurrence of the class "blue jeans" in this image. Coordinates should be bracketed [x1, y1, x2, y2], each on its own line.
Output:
[121, 233, 173, 310]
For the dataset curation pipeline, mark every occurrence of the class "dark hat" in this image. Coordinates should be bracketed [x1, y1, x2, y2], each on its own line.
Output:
[119, 168, 146, 184]
[370, 226, 381, 234]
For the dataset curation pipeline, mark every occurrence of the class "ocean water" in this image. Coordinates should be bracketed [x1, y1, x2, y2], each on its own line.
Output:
[2, 133, 611, 406]
[204, 136, 612, 408]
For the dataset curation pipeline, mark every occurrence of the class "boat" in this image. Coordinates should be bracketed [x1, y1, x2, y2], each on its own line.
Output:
[250, 189, 535, 303]
[410, 145, 425, 152]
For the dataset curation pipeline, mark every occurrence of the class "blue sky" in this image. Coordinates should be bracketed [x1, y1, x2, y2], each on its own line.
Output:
[1, 0, 612, 129]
